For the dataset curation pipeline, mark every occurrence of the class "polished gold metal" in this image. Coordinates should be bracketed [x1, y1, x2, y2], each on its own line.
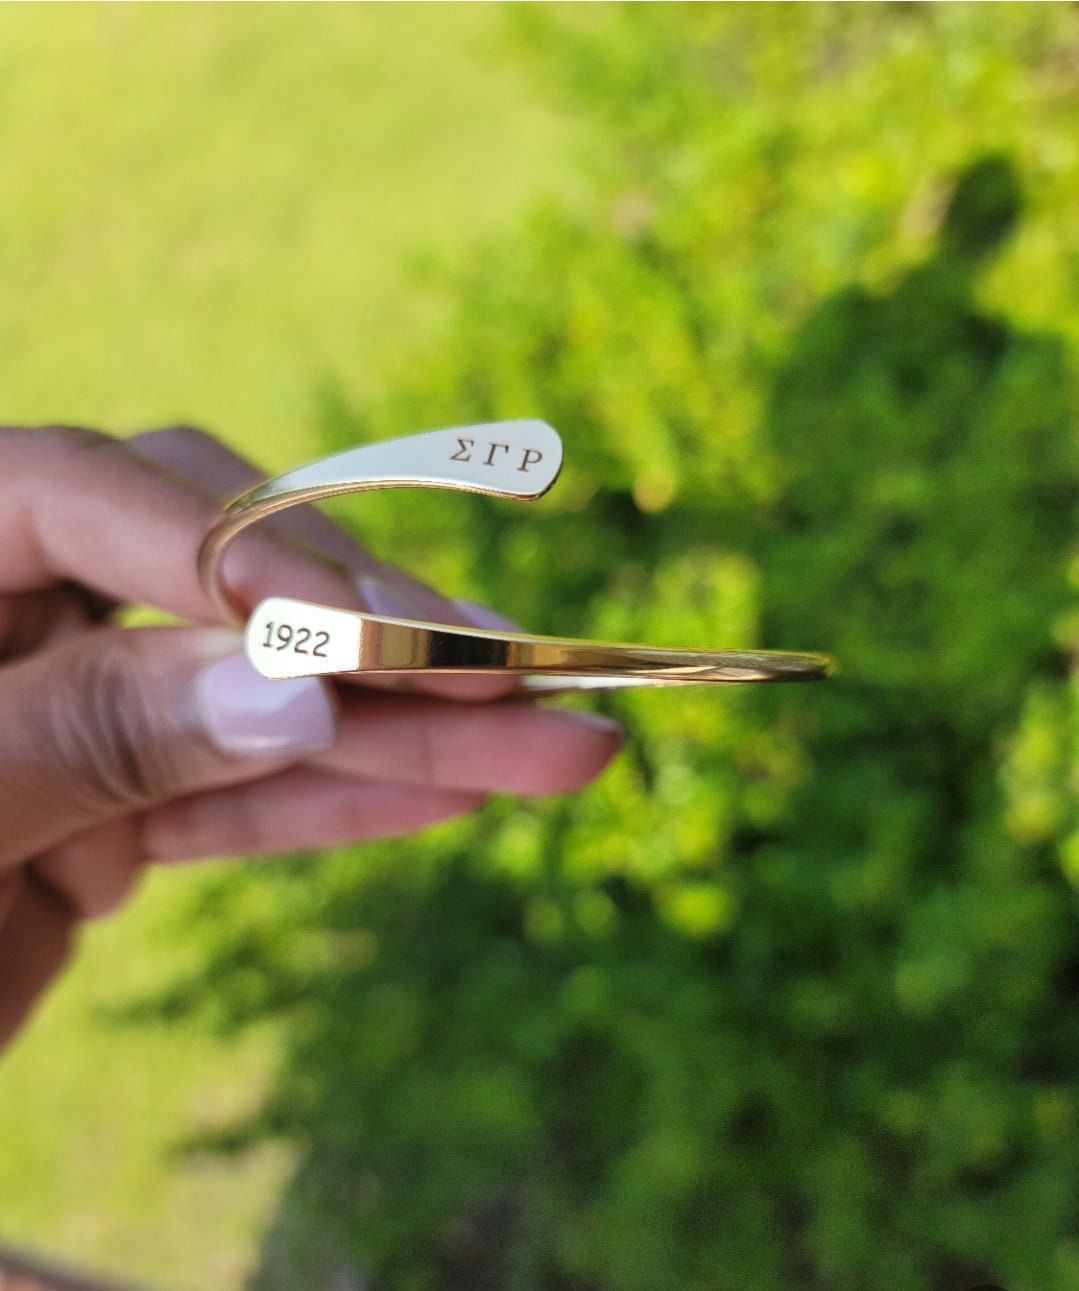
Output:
[198, 420, 831, 690]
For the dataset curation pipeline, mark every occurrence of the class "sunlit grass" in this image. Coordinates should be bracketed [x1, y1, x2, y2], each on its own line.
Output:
[0, 3, 580, 466]
[0, 867, 294, 1287]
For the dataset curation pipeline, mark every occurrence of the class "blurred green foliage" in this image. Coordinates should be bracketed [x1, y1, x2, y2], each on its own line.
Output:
[157, 6, 1079, 1289]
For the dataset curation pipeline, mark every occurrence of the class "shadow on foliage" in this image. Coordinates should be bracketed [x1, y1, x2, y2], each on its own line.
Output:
[148, 150, 1079, 1291]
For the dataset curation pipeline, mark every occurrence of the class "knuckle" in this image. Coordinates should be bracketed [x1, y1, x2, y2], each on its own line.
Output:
[40, 424, 115, 459]
[46, 423, 112, 447]
[35, 825, 144, 922]
[45, 642, 180, 811]
[0, 423, 112, 469]
[129, 424, 214, 453]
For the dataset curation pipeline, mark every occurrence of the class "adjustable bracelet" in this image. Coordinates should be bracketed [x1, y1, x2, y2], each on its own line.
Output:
[197, 420, 831, 691]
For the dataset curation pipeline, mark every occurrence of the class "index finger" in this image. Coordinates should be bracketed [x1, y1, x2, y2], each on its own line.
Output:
[0, 425, 361, 621]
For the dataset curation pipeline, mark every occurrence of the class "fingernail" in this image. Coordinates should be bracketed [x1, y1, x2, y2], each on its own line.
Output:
[554, 709, 624, 739]
[452, 598, 524, 633]
[197, 652, 337, 756]
[357, 576, 427, 620]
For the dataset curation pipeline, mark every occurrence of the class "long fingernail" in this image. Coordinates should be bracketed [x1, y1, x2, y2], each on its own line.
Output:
[197, 652, 337, 756]
[452, 598, 524, 632]
[554, 709, 624, 738]
[357, 576, 427, 620]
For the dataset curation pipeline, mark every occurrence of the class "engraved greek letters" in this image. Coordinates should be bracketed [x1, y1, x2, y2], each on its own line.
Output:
[450, 438, 544, 473]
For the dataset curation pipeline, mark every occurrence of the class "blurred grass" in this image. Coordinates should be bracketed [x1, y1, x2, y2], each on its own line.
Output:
[0, 2, 580, 465]
[0, 4, 579, 1286]
[0, 868, 296, 1287]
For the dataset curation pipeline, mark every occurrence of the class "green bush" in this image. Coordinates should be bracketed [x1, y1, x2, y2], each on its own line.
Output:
[164, 8, 1079, 1289]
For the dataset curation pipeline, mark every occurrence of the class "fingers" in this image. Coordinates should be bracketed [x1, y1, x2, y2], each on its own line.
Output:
[143, 768, 485, 866]
[0, 424, 517, 703]
[0, 425, 363, 622]
[142, 695, 623, 859]
[0, 584, 114, 663]
[31, 694, 623, 915]
[129, 426, 378, 573]
[31, 818, 142, 920]
[0, 623, 338, 868]
[314, 691, 624, 795]
[34, 772, 484, 917]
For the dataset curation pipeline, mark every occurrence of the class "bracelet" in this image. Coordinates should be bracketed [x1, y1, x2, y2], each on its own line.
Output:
[197, 420, 831, 690]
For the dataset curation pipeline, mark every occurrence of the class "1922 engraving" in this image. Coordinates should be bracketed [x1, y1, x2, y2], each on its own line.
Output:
[261, 620, 330, 657]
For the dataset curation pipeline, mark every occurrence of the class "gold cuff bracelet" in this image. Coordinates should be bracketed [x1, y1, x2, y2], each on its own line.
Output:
[197, 420, 831, 691]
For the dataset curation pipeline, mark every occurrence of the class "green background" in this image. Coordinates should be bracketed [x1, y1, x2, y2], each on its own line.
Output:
[6, 5, 1079, 1290]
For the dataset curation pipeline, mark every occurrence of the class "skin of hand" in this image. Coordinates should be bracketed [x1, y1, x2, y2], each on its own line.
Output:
[0, 425, 623, 1048]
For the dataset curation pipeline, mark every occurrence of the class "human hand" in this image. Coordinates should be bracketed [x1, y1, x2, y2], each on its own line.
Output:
[0, 426, 622, 1047]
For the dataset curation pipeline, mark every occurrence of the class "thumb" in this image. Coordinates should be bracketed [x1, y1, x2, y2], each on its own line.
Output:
[0, 625, 337, 868]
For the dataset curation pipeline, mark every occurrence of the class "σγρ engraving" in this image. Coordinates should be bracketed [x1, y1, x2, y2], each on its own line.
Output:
[450, 438, 545, 473]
